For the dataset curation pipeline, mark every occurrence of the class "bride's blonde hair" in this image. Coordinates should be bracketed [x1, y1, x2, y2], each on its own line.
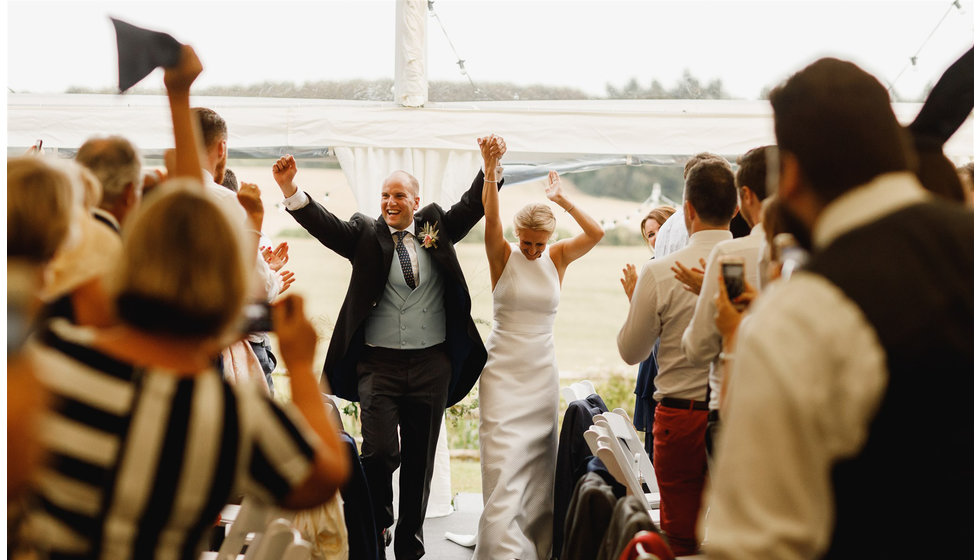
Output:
[513, 203, 556, 235]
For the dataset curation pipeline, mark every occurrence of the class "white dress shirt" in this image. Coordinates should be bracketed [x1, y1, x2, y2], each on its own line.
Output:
[681, 224, 765, 410]
[283, 189, 420, 283]
[282, 189, 311, 211]
[388, 222, 420, 285]
[203, 169, 247, 226]
[618, 228, 732, 401]
[703, 172, 928, 559]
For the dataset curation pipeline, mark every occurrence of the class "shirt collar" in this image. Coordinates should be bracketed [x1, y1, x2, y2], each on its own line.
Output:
[749, 223, 764, 237]
[92, 207, 121, 231]
[388, 220, 416, 237]
[812, 172, 929, 250]
[688, 229, 733, 246]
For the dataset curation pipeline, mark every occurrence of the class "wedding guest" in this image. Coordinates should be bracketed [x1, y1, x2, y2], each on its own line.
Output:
[194, 106, 288, 392]
[24, 45, 349, 560]
[619, 205, 676, 454]
[617, 156, 737, 557]
[681, 145, 772, 458]
[7, 155, 75, 500]
[37, 160, 122, 328]
[705, 57, 972, 559]
[76, 135, 143, 234]
[476, 147, 604, 559]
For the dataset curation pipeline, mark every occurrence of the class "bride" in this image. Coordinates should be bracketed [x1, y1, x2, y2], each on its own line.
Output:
[474, 135, 604, 559]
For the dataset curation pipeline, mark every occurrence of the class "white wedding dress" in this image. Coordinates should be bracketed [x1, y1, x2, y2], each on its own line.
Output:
[474, 244, 561, 560]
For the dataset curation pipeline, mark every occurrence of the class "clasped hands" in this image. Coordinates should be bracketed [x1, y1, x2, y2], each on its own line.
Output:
[477, 135, 506, 180]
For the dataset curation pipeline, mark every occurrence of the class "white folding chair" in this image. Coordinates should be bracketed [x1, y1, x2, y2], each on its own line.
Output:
[583, 426, 601, 456]
[560, 380, 598, 404]
[593, 417, 660, 510]
[243, 518, 312, 560]
[605, 409, 660, 495]
[213, 498, 274, 560]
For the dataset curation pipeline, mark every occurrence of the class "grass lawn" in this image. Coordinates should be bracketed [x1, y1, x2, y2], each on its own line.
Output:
[450, 457, 483, 495]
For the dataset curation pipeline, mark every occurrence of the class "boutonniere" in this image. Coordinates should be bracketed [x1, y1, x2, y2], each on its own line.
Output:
[419, 222, 439, 249]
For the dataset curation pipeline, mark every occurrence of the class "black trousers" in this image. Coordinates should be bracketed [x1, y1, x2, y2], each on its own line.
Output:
[357, 344, 451, 560]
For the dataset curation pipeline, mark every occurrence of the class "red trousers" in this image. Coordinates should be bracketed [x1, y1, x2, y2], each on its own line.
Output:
[652, 404, 708, 556]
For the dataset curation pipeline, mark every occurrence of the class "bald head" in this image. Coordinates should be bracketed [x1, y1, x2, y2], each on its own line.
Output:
[384, 170, 420, 198]
[380, 170, 421, 230]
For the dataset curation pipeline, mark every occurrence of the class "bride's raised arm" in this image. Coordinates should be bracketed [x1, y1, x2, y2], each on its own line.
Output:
[479, 135, 509, 288]
[546, 170, 604, 274]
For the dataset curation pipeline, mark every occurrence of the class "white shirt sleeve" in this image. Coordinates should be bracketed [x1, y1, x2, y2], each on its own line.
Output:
[704, 274, 887, 560]
[682, 245, 723, 368]
[283, 190, 311, 211]
[617, 262, 663, 365]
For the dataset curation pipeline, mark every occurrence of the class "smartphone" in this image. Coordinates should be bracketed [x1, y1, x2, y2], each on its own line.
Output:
[242, 301, 273, 333]
[719, 255, 745, 301]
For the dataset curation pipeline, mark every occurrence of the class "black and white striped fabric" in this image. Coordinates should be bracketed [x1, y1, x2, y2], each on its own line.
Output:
[26, 319, 320, 560]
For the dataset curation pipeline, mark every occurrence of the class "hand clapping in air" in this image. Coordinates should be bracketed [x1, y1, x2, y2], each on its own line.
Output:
[545, 170, 564, 202]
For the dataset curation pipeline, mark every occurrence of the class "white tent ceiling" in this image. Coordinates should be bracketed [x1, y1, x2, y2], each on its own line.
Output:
[9, 93, 973, 212]
[9, 94, 973, 160]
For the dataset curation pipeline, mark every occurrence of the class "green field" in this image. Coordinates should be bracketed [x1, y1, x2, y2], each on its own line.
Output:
[278, 237, 647, 381]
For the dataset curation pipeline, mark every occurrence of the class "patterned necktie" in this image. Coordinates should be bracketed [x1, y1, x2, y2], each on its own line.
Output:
[394, 231, 416, 289]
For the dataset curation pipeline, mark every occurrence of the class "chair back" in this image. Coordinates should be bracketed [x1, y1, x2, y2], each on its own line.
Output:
[217, 498, 273, 560]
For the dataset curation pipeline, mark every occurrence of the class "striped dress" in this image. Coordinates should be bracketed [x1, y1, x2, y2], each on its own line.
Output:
[24, 319, 320, 560]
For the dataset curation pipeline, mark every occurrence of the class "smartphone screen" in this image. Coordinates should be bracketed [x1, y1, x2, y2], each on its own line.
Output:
[721, 261, 745, 300]
[242, 301, 273, 333]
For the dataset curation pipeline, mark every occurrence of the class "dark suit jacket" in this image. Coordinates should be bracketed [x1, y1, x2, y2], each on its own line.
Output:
[553, 393, 609, 559]
[287, 170, 500, 407]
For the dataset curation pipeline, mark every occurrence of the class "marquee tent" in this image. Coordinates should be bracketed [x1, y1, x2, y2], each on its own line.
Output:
[9, 93, 972, 214]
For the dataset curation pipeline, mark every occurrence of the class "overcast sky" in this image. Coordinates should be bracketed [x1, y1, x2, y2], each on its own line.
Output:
[6, 0, 975, 100]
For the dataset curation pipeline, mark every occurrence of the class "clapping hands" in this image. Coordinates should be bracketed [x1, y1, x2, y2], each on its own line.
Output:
[620, 263, 638, 301]
[672, 258, 707, 295]
[262, 242, 290, 272]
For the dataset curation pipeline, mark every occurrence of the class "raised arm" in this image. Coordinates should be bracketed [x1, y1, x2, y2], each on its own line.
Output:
[162, 45, 204, 182]
[273, 295, 349, 509]
[479, 135, 510, 288]
[546, 171, 604, 280]
[273, 155, 359, 258]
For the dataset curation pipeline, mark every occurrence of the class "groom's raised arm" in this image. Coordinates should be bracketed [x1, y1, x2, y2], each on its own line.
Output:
[442, 135, 507, 243]
[273, 155, 360, 259]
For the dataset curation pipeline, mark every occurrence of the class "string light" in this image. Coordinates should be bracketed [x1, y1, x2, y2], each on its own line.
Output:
[887, 0, 960, 97]
[427, 1, 483, 99]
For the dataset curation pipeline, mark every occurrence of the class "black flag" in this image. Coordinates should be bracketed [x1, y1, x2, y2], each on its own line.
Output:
[111, 17, 182, 93]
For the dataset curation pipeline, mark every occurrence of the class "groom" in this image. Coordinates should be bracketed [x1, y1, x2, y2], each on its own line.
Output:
[272, 136, 505, 559]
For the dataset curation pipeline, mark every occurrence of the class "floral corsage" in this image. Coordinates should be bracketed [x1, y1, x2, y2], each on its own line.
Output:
[419, 222, 439, 249]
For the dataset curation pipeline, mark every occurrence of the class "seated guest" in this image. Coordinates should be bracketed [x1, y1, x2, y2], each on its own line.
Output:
[704, 58, 972, 559]
[22, 44, 350, 560]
